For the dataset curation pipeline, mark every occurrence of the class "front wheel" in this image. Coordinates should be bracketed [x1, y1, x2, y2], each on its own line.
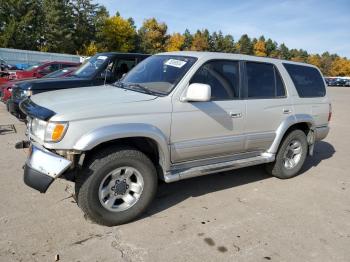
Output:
[75, 147, 158, 226]
[265, 129, 308, 179]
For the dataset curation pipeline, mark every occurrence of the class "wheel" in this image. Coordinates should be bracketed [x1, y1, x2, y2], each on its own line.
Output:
[265, 129, 308, 179]
[75, 147, 158, 226]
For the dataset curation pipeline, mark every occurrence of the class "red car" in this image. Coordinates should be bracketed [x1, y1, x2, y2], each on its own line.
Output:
[1, 86, 12, 103]
[9, 61, 80, 80]
[0, 66, 77, 103]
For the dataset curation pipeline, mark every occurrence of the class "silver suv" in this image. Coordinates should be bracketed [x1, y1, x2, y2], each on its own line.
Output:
[18, 52, 331, 226]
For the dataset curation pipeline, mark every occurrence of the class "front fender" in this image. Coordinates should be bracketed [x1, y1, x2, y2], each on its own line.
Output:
[267, 114, 315, 154]
[73, 123, 171, 170]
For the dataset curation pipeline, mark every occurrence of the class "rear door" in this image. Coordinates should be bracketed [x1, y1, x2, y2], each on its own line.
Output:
[283, 63, 329, 127]
[243, 61, 292, 152]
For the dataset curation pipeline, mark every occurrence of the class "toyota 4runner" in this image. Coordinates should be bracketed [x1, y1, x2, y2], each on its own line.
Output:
[17, 52, 331, 226]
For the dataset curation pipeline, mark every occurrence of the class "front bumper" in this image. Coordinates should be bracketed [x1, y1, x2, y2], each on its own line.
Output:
[23, 143, 72, 193]
[8, 98, 26, 119]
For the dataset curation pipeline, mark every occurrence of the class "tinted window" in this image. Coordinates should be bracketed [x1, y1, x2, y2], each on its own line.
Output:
[73, 54, 114, 78]
[246, 62, 285, 98]
[116, 59, 136, 79]
[283, 63, 325, 97]
[190, 60, 239, 100]
[61, 63, 76, 68]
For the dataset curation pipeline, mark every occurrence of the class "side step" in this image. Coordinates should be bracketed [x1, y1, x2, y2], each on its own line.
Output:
[164, 153, 275, 183]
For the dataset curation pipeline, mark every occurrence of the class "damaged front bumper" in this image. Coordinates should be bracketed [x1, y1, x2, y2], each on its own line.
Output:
[17, 141, 72, 193]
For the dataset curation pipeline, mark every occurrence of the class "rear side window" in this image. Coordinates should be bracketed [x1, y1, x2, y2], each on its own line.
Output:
[283, 63, 326, 97]
[246, 62, 286, 98]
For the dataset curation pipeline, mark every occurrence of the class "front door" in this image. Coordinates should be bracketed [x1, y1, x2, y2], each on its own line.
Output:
[170, 60, 246, 163]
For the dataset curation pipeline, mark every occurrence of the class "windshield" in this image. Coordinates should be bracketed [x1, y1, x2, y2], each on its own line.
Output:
[120, 55, 197, 95]
[73, 55, 111, 78]
[25, 62, 44, 71]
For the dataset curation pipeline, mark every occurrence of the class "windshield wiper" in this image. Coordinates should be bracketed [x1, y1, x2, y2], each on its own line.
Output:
[112, 81, 162, 96]
[124, 83, 161, 96]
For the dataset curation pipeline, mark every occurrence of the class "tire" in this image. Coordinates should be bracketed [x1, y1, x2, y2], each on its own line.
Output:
[265, 129, 308, 179]
[75, 146, 158, 226]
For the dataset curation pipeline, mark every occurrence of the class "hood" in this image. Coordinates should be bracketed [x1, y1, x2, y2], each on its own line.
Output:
[30, 85, 157, 121]
[15, 76, 91, 91]
[1, 78, 36, 89]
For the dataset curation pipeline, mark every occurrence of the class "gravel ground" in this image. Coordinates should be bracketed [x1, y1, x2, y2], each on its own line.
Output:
[0, 87, 349, 262]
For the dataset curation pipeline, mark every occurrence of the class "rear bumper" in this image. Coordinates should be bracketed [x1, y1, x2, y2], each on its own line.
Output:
[23, 144, 72, 193]
[315, 125, 330, 141]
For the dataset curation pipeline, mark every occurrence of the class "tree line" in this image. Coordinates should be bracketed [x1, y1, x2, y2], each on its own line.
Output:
[1, 0, 349, 76]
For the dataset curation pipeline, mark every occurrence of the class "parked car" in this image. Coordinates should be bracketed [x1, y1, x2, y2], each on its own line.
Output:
[0, 85, 12, 104]
[1, 67, 77, 104]
[17, 52, 331, 226]
[334, 78, 348, 87]
[8, 52, 149, 119]
[345, 80, 350, 87]
[0, 58, 8, 71]
[40, 66, 77, 78]
[6, 61, 80, 81]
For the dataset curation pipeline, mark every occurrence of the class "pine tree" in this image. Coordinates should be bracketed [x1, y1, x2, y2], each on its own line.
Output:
[182, 29, 193, 50]
[236, 34, 253, 55]
[42, 0, 75, 53]
[0, 0, 44, 51]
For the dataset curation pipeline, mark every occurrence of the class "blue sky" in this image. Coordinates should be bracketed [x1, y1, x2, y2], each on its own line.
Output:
[95, 0, 350, 57]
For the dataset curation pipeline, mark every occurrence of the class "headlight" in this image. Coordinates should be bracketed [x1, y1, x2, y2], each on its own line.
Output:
[30, 118, 68, 142]
[31, 118, 47, 141]
[21, 90, 33, 98]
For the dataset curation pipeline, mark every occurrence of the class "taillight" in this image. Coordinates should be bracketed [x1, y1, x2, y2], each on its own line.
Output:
[328, 103, 332, 122]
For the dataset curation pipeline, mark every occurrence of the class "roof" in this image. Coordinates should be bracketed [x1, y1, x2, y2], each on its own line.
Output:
[96, 52, 150, 58]
[155, 51, 316, 68]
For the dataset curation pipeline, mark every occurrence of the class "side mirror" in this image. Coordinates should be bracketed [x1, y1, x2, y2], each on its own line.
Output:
[181, 83, 211, 102]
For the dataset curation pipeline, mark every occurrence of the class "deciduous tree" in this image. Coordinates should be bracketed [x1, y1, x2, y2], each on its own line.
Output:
[138, 18, 168, 53]
[96, 14, 136, 52]
[190, 30, 210, 51]
[166, 33, 185, 51]
[330, 57, 350, 76]
[254, 39, 267, 56]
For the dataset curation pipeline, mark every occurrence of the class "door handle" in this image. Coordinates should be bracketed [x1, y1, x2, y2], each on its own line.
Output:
[230, 112, 242, 118]
[283, 109, 292, 114]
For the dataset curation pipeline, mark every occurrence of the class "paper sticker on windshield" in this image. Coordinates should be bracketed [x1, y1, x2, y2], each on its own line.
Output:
[97, 56, 108, 60]
[165, 59, 187, 68]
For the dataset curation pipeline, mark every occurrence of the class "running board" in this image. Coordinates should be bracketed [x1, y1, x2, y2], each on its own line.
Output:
[164, 153, 275, 183]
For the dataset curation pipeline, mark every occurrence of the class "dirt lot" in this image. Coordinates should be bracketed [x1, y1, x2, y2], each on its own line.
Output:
[0, 87, 349, 262]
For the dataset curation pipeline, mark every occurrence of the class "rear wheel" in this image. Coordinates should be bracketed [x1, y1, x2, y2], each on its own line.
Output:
[266, 129, 308, 179]
[75, 147, 158, 226]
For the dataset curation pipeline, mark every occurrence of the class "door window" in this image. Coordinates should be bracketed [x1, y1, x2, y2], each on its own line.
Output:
[190, 60, 240, 100]
[116, 59, 136, 79]
[246, 62, 286, 98]
[39, 64, 60, 75]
